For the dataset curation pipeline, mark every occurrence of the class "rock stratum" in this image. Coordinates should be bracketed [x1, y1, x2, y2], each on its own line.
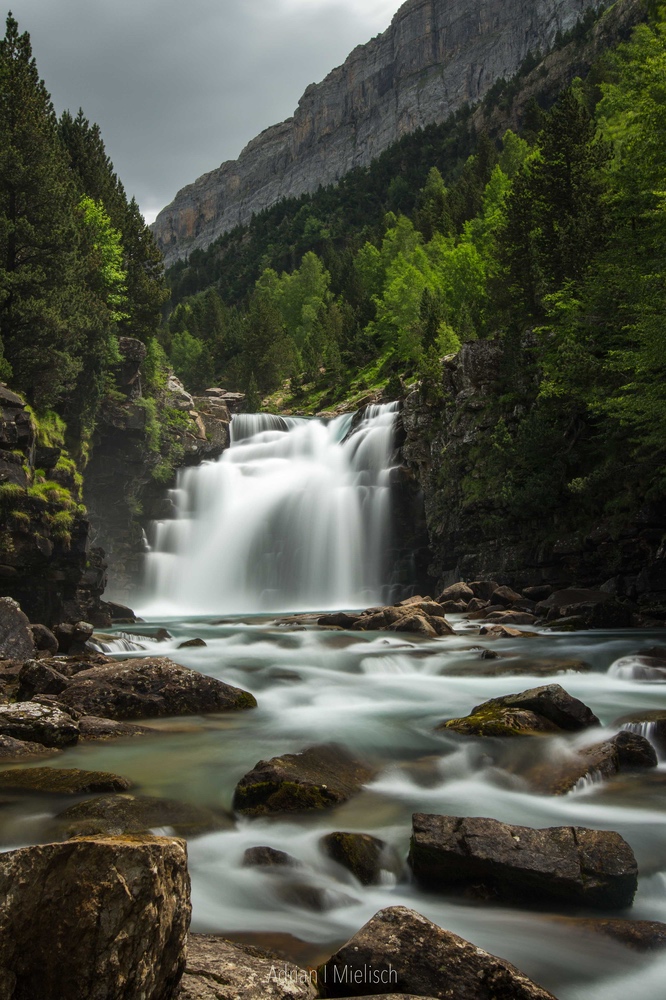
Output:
[152, 0, 605, 266]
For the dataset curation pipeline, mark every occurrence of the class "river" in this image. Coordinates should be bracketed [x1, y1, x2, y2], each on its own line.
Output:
[3, 407, 666, 998]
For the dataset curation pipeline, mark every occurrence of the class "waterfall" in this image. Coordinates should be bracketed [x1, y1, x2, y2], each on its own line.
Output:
[138, 403, 400, 615]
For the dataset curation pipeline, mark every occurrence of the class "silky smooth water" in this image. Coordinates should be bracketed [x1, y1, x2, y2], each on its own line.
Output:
[4, 409, 666, 998]
[5, 622, 666, 999]
[140, 405, 400, 615]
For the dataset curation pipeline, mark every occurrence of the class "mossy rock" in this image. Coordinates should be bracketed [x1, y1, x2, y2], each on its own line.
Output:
[0, 767, 132, 795]
[233, 744, 376, 817]
[320, 831, 400, 885]
[438, 706, 560, 737]
[51, 793, 231, 839]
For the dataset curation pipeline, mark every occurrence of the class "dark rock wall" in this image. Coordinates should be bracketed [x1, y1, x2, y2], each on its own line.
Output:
[401, 342, 666, 618]
[83, 344, 231, 602]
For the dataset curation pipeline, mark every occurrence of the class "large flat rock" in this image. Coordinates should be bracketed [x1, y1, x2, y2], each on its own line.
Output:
[409, 814, 637, 909]
[0, 702, 79, 747]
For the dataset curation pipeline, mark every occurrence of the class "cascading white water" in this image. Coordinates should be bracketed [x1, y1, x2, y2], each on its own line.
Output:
[138, 403, 400, 615]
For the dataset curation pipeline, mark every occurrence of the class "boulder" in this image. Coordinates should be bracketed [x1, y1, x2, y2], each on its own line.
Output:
[233, 744, 376, 816]
[177, 638, 207, 649]
[479, 684, 600, 732]
[386, 614, 439, 638]
[609, 654, 666, 682]
[409, 814, 637, 909]
[438, 684, 599, 738]
[318, 613, 362, 629]
[540, 589, 613, 611]
[0, 766, 132, 795]
[439, 706, 560, 738]
[318, 906, 555, 999]
[0, 835, 190, 1000]
[0, 734, 60, 759]
[436, 582, 474, 604]
[485, 612, 537, 626]
[524, 586, 552, 601]
[614, 710, 666, 754]
[528, 731, 657, 795]
[0, 597, 35, 660]
[0, 701, 79, 747]
[52, 793, 231, 839]
[56, 656, 257, 719]
[549, 916, 666, 951]
[439, 600, 468, 614]
[16, 659, 69, 700]
[320, 832, 398, 886]
[469, 580, 500, 600]
[30, 623, 59, 654]
[479, 625, 540, 638]
[53, 621, 94, 654]
[490, 586, 524, 606]
[242, 846, 299, 868]
[176, 934, 317, 1000]
[467, 597, 489, 612]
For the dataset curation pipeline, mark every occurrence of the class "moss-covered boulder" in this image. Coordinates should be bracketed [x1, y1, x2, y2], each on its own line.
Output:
[439, 684, 600, 738]
[233, 744, 376, 816]
[0, 766, 132, 795]
[55, 656, 257, 720]
[320, 831, 399, 886]
[52, 793, 231, 839]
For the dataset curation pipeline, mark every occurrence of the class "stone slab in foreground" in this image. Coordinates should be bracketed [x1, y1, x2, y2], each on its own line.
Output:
[0, 834, 190, 1000]
[409, 814, 637, 909]
[318, 906, 555, 999]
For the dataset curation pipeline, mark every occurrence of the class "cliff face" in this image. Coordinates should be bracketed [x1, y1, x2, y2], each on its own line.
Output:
[153, 0, 605, 266]
[400, 343, 666, 623]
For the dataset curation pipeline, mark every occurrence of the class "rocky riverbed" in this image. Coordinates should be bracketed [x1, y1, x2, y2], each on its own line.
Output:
[2, 596, 666, 998]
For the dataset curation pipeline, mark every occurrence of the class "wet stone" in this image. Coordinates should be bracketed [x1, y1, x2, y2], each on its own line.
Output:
[233, 744, 376, 816]
[0, 766, 132, 795]
[409, 814, 638, 910]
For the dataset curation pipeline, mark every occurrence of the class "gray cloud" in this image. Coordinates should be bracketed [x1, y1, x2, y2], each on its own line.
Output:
[6, 0, 398, 221]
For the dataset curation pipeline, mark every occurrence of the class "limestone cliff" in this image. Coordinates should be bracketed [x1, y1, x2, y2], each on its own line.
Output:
[153, 0, 605, 266]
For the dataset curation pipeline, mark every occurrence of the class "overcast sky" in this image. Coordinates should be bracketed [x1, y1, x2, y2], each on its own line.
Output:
[8, 0, 399, 222]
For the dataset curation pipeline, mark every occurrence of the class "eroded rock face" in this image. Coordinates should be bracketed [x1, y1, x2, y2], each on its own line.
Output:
[153, 0, 606, 266]
[233, 744, 376, 816]
[409, 814, 638, 909]
[318, 905, 556, 999]
[0, 598, 35, 660]
[0, 835, 190, 1000]
[0, 702, 79, 748]
[55, 656, 257, 719]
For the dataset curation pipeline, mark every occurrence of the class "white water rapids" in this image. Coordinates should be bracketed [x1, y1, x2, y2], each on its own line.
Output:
[4, 405, 666, 999]
[140, 405, 400, 615]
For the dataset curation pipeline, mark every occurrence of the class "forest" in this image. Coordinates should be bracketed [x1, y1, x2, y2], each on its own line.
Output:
[160, 3, 666, 533]
[0, 5, 665, 537]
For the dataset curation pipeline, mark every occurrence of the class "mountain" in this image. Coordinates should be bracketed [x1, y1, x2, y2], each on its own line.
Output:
[152, 0, 606, 267]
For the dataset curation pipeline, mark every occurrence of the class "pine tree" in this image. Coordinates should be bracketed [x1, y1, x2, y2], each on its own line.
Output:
[0, 13, 84, 407]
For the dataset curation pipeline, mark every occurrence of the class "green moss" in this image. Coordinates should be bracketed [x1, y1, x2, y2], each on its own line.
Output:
[26, 407, 67, 449]
[234, 779, 334, 816]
